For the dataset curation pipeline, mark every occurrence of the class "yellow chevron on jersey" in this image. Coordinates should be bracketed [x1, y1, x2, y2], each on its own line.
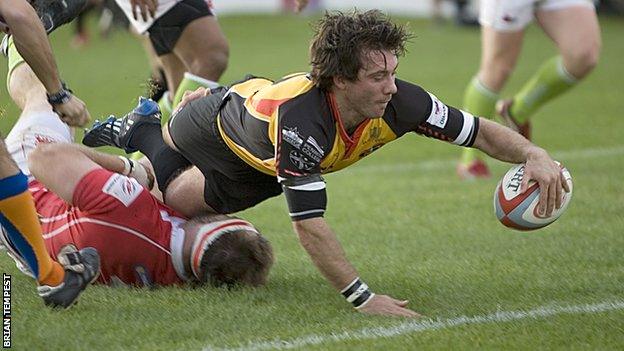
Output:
[320, 118, 397, 172]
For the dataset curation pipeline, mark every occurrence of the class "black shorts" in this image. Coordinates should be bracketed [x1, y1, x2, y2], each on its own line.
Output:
[167, 89, 283, 214]
[148, 0, 212, 56]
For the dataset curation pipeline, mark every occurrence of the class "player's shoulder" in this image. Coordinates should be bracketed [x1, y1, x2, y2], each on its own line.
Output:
[382, 78, 435, 134]
[393, 78, 430, 100]
[276, 81, 333, 148]
[262, 72, 316, 99]
[279, 86, 328, 126]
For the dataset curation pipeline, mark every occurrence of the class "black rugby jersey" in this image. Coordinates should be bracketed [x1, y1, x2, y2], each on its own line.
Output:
[217, 73, 479, 220]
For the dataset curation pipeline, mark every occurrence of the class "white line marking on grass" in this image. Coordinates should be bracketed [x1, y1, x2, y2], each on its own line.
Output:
[206, 300, 624, 351]
[347, 145, 624, 175]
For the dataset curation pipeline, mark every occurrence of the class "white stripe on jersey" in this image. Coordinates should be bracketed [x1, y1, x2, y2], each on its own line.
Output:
[453, 111, 476, 146]
[286, 181, 326, 191]
[289, 209, 325, 217]
[39, 211, 73, 223]
[42, 217, 171, 256]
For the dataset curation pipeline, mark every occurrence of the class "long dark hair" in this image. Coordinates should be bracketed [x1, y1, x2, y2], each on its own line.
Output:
[309, 10, 411, 90]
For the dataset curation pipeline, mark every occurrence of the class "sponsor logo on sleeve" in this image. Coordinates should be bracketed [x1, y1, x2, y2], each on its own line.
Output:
[426, 95, 448, 128]
[282, 126, 304, 149]
[102, 174, 143, 207]
[300, 136, 325, 162]
[289, 150, 315, 171]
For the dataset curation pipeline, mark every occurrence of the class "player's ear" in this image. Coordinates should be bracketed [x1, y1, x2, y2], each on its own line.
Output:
[332, 75, 348, 91]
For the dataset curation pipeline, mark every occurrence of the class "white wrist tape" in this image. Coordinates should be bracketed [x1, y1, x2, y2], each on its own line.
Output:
[118, 156, 151, 189]
[118, 156, 132, 176]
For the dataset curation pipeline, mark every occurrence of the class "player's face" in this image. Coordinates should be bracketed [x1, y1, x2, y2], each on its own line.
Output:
[345, 49, 398, 119]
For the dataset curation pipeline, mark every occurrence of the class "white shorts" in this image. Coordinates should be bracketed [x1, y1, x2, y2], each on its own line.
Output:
[479, 0, 595, 32]
[114, 0, 182, 33]
[5, 112, 72, 179]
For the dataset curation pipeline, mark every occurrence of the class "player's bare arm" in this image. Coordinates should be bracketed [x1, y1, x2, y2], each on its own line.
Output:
[1, 0, 62, 95]
[472, 118, 569, 216]
[294, 217, 420, 318]
[0, 0, 90, 127]
[28, 143, 153, 204]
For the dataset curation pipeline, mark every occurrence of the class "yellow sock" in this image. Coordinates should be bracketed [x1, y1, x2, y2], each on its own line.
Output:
[0, 172, 64, 286]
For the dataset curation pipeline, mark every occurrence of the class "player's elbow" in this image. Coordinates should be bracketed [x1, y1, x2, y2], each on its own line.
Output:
[292, 219, 312, 235]
[292, 218, 325, 247]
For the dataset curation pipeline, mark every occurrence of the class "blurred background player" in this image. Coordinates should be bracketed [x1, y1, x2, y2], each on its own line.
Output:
[0, 0, 95, 308]
[457, 0, 601, 179]
[114, 0, 229, 121]
[3, 49, 273, 290]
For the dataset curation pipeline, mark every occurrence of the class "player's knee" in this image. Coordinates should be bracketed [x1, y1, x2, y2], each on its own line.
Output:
[566, 43, 600, 77]
[163, 177, 207, 217]
[188, 45, 229, 79]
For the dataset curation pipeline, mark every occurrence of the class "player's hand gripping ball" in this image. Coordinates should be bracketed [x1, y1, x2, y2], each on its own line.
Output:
[494, 163, 573, 231]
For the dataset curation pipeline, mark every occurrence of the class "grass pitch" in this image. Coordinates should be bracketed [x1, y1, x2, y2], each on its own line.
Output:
[1, 14, 623, 351]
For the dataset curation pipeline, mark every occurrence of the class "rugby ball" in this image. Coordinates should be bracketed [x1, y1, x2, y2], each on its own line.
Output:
[494, 163, 573, 231]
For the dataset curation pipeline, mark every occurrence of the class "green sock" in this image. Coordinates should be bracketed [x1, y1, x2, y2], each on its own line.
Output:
[158, 91, 173, 122]
[510, 56, 577, 124]
[6, 37, 26, 92]
[460, 77, 498, 164]
[172, 72, 219, 111]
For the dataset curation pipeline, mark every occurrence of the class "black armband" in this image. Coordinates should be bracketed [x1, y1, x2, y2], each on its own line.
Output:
[341, 277, 375, 309]
[281, 174, 327, 221]
[46, 82, 73, 106]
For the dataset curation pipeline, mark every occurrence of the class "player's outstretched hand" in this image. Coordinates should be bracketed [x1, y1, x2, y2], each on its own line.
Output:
[55, 95, 90, 127]
[521, 147, 570, 217]
[358, 294, 421, 318]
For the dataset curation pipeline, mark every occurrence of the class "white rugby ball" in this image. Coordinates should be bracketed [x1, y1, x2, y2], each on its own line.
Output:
[494, 163, 573, 231]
